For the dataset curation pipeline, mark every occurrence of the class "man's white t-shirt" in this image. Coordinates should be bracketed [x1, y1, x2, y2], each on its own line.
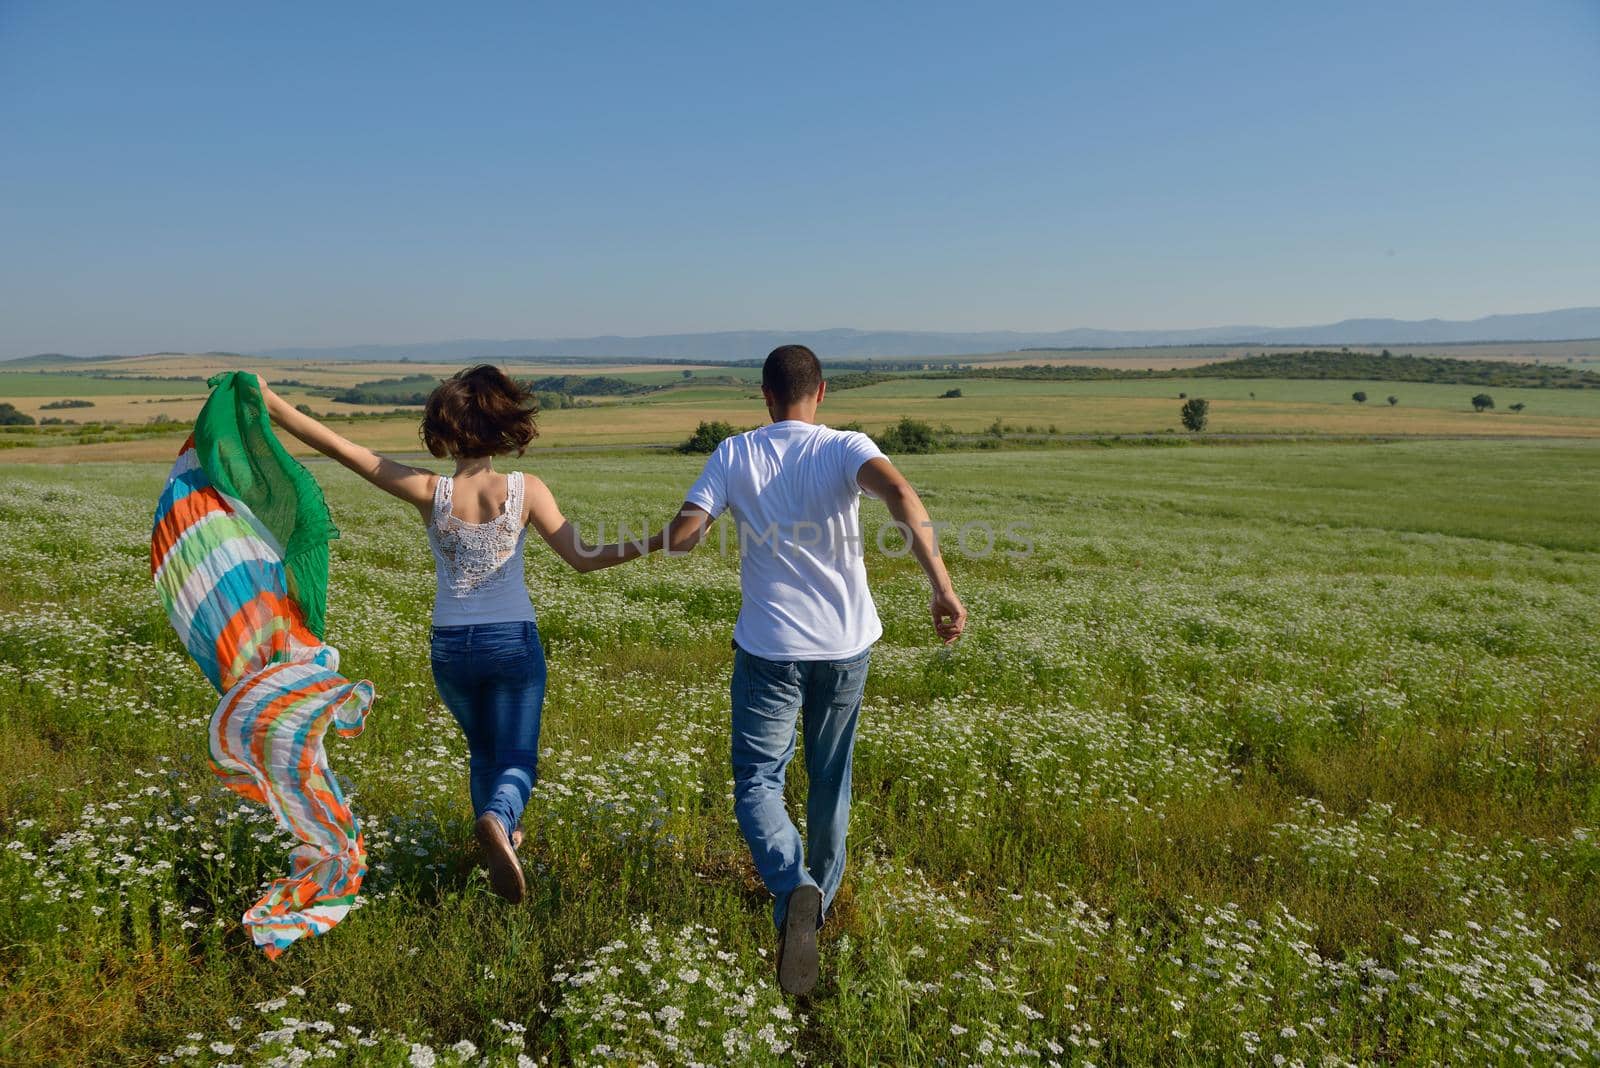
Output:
[685, 420, 887, 661]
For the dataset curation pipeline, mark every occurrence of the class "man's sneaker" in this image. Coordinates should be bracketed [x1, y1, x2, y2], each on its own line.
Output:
[474, 814, 526, 904]
[777, 885, 822, 995]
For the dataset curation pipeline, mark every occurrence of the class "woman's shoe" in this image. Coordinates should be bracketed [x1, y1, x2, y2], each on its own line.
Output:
[474, 814, 526, 904]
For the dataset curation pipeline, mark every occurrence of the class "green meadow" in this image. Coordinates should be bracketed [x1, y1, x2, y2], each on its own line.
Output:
[846, 375, 1600, 418]
[2, 439, 1599, 1065]
[8, 350, 1600, 456]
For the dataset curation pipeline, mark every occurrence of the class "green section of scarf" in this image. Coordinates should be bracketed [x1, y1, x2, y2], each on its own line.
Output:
[193, 372, 339, 638]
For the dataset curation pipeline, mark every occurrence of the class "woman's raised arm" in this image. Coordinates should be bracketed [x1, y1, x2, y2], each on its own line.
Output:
[253, 376, 436, 510]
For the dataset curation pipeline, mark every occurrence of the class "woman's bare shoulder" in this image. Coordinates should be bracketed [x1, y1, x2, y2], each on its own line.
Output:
[519, 472, 560, 526]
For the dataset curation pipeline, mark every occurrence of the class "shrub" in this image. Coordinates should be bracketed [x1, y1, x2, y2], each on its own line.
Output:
[1509, 402, 1526, 412]
[939, 388, 963, 399]
[873, 417, 939, 454]
[1352, 391, 1367, 403]
[41, 398, 95, 410]
[0, 403, 35, 426]
[1387, 395, 1398, 406]
[679, 420, 737, 454]
[1180, 397, 1209, 432]
[1471, 393, 1495, 412]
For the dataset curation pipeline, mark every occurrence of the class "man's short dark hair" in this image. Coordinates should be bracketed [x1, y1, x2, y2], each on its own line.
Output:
[762, 344, 823, 405]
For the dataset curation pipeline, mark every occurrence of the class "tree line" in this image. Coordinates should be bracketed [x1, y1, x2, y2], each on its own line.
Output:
[926, 350, 1600, 390]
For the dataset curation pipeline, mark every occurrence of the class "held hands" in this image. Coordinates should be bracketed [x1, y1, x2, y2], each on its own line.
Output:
[931, 586, 967, 645]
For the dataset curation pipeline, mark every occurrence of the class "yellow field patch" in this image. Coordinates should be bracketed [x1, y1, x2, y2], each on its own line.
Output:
[8, 394, 205, 424]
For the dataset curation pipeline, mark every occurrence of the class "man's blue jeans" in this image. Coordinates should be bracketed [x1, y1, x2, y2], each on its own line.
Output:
[430, 620, 547, 837]
[730, 643, 872, 930]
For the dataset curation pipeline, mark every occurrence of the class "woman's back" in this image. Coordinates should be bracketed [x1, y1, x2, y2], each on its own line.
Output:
[426, 470, 536, 626]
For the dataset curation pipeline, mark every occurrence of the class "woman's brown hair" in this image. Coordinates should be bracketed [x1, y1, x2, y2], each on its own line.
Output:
[419, 365, 539, 459]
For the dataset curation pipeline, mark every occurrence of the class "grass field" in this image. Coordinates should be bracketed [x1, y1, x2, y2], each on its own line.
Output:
[8, 354, 1600, 465]
[2, 440, 1598, 1065]
[9, 347, 1600, 440]
[851, 375, 1600, 416]
[818, 378, 1600, 439]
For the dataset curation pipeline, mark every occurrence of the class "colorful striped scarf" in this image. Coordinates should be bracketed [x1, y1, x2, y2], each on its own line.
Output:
[151, 373, 373, 958]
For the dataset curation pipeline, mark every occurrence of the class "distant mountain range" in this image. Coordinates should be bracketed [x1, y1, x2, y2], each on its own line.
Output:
[11, 307, 1600, 364]
[247, 307, 1600, 361]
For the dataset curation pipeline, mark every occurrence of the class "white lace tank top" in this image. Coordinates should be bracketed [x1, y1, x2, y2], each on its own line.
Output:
[426, 471, 537, 626]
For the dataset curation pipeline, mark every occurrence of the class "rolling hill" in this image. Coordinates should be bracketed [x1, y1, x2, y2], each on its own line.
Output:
[8, 308, 1599, 365]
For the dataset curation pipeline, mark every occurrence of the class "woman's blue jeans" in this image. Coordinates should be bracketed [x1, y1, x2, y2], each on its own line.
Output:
[429, 620, 547, 837]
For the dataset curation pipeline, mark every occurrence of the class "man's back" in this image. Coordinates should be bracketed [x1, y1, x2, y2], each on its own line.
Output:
[685, 420, 885, 660]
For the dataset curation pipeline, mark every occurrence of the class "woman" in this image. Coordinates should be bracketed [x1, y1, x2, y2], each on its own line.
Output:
[256, 365, 651, 903]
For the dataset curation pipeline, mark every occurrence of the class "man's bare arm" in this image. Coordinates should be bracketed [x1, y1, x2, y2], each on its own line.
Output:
[856, 457, 967, 644]
[660, 504, 714, 554]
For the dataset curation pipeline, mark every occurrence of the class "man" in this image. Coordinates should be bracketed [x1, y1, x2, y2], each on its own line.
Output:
[650, 344, 966, 995]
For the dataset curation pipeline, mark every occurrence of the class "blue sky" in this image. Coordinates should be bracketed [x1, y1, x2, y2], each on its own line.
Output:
[1, 1, 1596, 357]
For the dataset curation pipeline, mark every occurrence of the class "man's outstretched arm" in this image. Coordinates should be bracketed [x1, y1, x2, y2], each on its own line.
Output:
[856, 458, 967, 644]
[655, 503, 715, 555]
